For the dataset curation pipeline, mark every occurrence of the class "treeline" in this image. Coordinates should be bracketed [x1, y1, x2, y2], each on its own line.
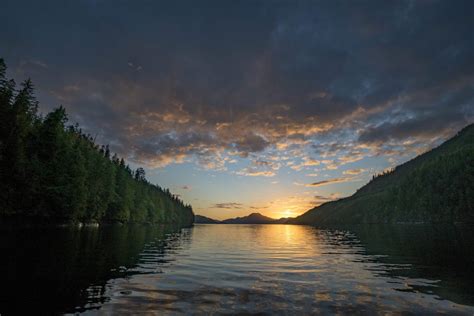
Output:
[0, 59, 194, 226]
[293, 123, 474, 225]
[370, 168, 395, 181]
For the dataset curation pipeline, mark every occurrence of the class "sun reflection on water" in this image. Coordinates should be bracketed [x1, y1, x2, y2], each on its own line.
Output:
[91, 225, 474, 315]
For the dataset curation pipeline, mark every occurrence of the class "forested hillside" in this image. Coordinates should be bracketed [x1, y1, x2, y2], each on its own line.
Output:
[0, 59, 194, 226]
[293, 124, 474, 225]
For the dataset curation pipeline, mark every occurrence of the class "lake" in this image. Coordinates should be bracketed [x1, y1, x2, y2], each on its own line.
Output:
[1, 224, 474, 314]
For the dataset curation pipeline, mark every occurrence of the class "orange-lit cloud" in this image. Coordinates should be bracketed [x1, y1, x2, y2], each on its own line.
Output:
[343, 168, 367, 175]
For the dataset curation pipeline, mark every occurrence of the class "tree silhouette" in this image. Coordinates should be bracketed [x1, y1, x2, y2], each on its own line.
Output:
[0, 60, 193, 226]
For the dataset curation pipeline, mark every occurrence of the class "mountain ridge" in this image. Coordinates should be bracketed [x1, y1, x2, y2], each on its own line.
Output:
[221, 212, 276, 224]
[194, 212, 291, 224]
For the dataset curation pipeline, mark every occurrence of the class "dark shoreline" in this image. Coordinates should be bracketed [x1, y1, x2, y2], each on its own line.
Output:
[0, 216, 194, 229]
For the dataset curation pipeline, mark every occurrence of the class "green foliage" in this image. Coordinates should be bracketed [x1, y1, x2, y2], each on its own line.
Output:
[0, 60, 194, 226]
[294, 124, 474, 225]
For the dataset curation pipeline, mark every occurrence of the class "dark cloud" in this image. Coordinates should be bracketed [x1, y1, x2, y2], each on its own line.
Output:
[313, 195, 332, 201]
[2, 0, 473, 169]
[249, 205, 269, 210]
[309, 177, 354, 187]
[364, 103, 472, 143]
[211, 202, 243, 209]
[233, 133, 270, 157]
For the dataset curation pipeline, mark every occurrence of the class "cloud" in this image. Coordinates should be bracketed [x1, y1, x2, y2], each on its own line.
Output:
[211, 202, 244, 209]
[236, 159, 280, 177]
[312, 193, 341, 204]
[233, 133, 270, 157]
[236, 169, 276, 177]
[21, 59, 48, 69]
[295, 177, 354, 187]
[337, 152, 365, 165]
[127, 62, 142, 71]
[249, 205, 269, 210]
[293, 181, 308, 187]
[343, 168, 366, 175]
[309, 177, 355, 187]
[2, 0, 473, 172]
[323, 160, 339, 170]
[290, 156, 321, 171]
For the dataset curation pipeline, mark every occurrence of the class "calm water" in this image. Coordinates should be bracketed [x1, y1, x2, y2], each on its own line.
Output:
[1, 224, 474, 314]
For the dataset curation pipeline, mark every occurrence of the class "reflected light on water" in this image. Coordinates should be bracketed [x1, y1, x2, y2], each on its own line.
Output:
[93, 225, 474, 315]
[1, 224, 474, 314]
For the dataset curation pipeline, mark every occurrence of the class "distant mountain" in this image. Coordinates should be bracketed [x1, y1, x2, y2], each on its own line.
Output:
[193, 212, 294, 224]
[292, 124, 474, 226]
[273, 217, 292, 224]
[221, 213, 280, 224]
[194, 215, 220, 224]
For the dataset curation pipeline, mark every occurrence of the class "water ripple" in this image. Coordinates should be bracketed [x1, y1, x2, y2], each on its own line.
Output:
[81, 224, 474, 315]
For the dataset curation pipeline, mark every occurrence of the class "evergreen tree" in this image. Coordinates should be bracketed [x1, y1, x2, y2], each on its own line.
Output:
[0, 59, 194, 226]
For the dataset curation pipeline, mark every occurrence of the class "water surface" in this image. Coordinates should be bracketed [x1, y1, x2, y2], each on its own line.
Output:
[1, 224, 473, 314]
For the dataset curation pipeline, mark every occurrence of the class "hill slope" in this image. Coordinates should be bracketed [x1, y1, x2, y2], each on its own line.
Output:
[293, 124, 474, 225]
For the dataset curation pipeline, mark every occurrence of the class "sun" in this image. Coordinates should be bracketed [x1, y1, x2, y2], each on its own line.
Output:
[281, 209, 294, 218]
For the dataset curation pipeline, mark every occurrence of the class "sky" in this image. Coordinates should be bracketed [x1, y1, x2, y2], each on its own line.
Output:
[1, 0, 473, 220]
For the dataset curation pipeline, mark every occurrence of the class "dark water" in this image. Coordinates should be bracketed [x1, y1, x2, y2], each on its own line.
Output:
[1, 224, 474, 315]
